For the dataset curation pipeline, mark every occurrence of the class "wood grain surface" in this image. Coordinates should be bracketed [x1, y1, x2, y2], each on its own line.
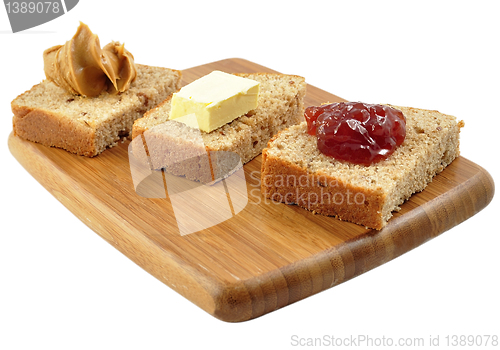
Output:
[8, 58, 495, 322]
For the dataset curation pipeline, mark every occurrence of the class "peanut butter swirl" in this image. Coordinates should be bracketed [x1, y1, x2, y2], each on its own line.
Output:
[43, 22, 137, 97]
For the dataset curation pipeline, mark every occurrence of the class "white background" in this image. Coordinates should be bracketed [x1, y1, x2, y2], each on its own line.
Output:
[1, 1, 499, 349]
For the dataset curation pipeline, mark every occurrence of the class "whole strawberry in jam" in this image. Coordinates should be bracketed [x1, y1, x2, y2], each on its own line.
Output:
[304, 102, 406, 166]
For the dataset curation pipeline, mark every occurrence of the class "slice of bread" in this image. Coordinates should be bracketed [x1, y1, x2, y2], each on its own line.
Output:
[132, 72, 306, 182]
[12, 64, 181, 157]
[261, 105, 464, 230]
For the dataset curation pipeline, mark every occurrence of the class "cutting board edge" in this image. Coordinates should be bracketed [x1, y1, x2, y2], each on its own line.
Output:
[207, 156, 495, 322]
[186, 57, 282, 74]
[8, 132, 229, 317]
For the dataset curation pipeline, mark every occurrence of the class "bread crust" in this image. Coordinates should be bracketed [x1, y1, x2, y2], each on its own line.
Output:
[261, 143, 387, 229]
[132, 94, 175, 140]
[13, 106, 97, 156]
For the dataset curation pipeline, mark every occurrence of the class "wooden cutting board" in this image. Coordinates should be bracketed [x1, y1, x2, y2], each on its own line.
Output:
[8, 58, 495, 322]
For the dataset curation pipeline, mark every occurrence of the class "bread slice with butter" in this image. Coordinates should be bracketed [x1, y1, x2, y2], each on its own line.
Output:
[132, 72, 306, 182]
[12, 64, 181, 157]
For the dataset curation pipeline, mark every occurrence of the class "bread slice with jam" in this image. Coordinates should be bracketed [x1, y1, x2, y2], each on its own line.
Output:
[260, 105, 464, 230]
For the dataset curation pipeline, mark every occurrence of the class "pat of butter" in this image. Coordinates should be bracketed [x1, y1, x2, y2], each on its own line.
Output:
[170, 71, 260, 132]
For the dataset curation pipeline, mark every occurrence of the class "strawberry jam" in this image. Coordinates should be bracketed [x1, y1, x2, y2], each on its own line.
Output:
[304, 102, 406, 166]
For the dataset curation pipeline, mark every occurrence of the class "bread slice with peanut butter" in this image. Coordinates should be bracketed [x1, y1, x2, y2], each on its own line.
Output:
[11, 22, 182, 157]
[12, 64, 181, 157]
